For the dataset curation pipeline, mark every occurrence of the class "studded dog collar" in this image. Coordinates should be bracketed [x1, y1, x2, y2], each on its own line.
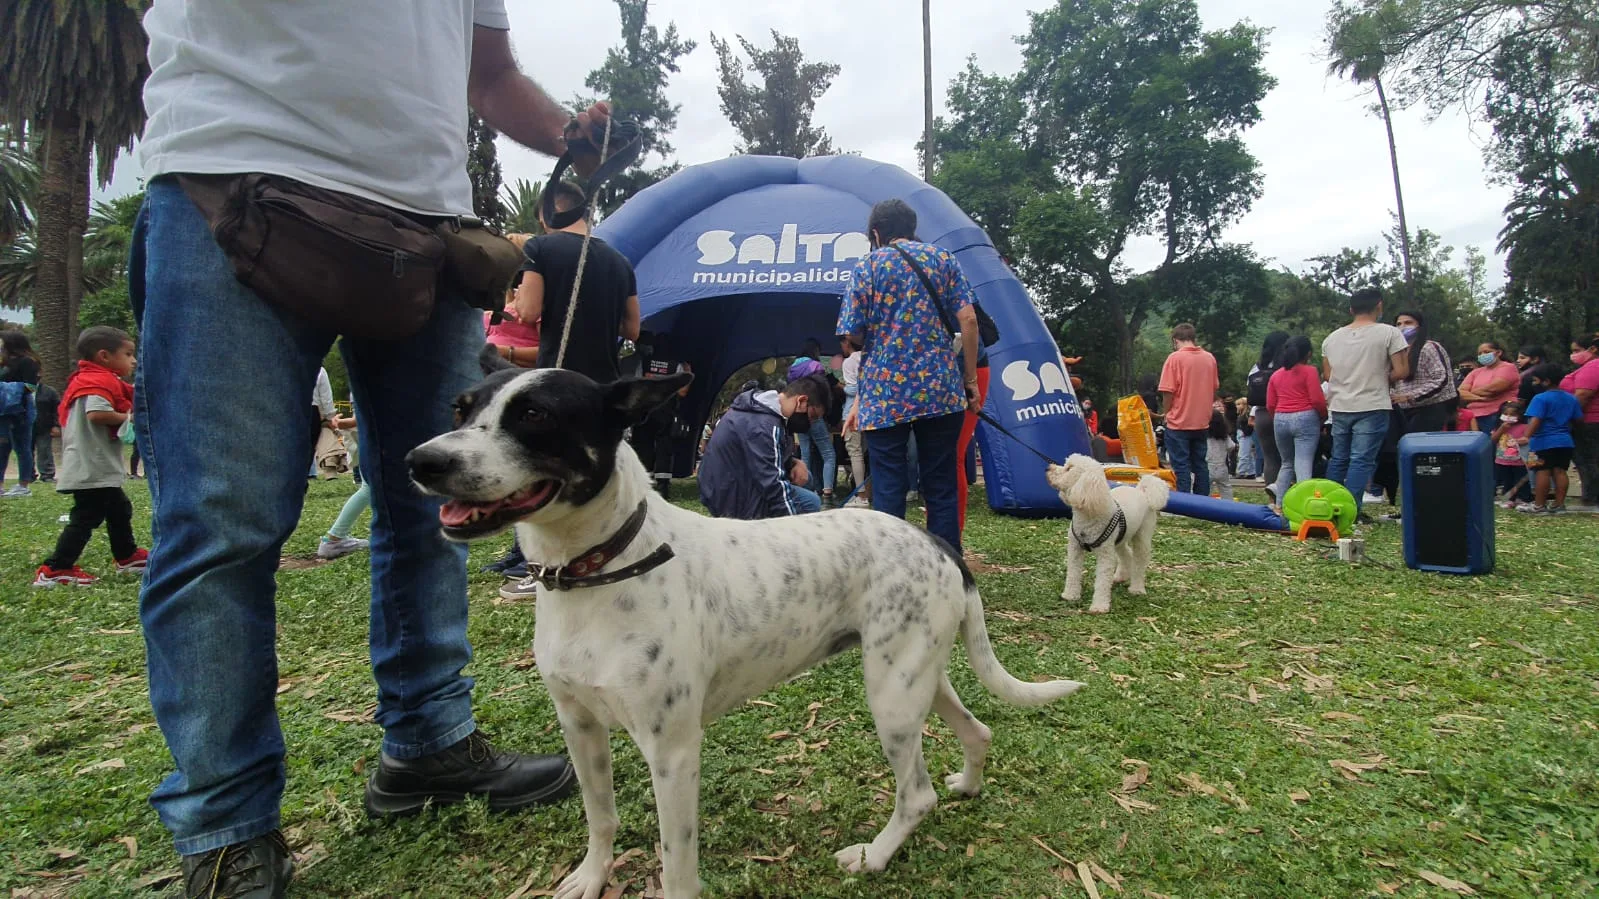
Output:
[528, 499, 675, 591]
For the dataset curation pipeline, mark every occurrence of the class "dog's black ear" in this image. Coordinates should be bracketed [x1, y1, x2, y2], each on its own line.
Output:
[604, 373, 694, 426]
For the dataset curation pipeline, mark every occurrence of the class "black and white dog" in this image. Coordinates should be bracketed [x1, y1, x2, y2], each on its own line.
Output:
[407, 369, 1083, 899]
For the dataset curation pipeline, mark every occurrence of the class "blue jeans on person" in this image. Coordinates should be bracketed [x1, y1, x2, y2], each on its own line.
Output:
[864, 411, 964, 553]
[1271, 410, 1323, 504]
[1164, 428, 1210, 496]
[783, 480, 822, 515]
[1325, 410, 1390, 513]
[0, 402, 36, 484]
[131, 178, 483, 856]
[795, 417, 836, 494]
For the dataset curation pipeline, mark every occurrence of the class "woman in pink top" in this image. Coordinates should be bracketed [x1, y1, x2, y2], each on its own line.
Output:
[1265, 336, 1327, 509]
[1457, 341, 1519, 433]
[1562, 333, 1599, 507]
[483, 233, 540, 368]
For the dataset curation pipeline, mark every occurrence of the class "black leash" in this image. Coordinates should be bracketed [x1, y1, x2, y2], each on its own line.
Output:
[976, 409, 1067, 467]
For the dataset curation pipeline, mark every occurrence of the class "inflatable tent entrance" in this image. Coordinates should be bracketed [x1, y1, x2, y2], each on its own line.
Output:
[594, 154, 1093, 515]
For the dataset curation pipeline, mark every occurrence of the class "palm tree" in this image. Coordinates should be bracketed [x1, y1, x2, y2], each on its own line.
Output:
[0, 0, 150, 387]
[501, 178, 546, 236]
[0, 232, 37, 310]
[1327, 4, 1414, 302]
[0, 131, 38, 245]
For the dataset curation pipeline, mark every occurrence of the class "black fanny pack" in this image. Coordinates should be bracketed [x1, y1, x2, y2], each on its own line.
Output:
[179, 173, 524, 341]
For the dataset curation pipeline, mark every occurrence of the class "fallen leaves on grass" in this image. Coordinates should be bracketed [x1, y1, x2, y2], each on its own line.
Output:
[1416, 869, 1476, 894]
[1320, 711, 1363, 722]
[1110, 792, 1158, 814]
[1031, 836, 1070, 864]
[116, 836, 137, 859]
[323, 705, 377, 724]
[1176, 772, 1249, 810]
[1330, 755, 1387, 781]
[1289, 790, 1311, 804]
[1076, 861, 1103, 898]
[74, 758, 125, 775]
[745, 845, 794, 863]
[1119, 760, 1149, 793]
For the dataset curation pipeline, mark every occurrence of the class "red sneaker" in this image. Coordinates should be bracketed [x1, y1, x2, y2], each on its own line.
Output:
[33, 565, 98, 587]
[115, 548, 150, 574]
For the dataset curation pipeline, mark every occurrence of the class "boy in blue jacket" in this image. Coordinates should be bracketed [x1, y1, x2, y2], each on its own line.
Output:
[699, 376, 830, 519]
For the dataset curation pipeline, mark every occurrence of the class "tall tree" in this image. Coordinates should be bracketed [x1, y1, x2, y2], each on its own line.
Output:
[0, 129, 37, 245]
[467, 113, 506, 228]
[577, 0, 695, 215]
[938, 0, 1275, 392]
[1326, 0, 1599, 120]
[711, 30, 840, 158]
[0, 0, 149, 388]
[1327, 4, 1416, 303]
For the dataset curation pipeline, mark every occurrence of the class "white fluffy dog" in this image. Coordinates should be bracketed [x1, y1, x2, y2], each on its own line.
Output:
[1046, 455, 1170, 614]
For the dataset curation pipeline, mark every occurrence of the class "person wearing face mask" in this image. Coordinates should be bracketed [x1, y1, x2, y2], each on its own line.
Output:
[1456, 341, 1519, 434]
[1370, 311, 1457, 515]
[697, 375, 831, 520]
[1560, 333, 1599, 508]
[1515, 345, 1548, 405]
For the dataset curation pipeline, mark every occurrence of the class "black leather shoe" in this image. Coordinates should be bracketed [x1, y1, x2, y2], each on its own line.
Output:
[364, 730, 576, 817]
[181, 830, 293, 899]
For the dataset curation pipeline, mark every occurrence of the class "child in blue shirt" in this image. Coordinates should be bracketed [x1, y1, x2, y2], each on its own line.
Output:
[1519, 363, 1584, 514]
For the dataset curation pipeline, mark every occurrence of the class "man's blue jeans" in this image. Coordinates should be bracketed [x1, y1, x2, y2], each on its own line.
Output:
[864, 411, 964, 553]
[132, 178, 483, 855]
[1165, 428, 1210, 496]
[783, 481, 822, 514]
[795, 417, 836, 494]
[1325, 410, 1390, 513]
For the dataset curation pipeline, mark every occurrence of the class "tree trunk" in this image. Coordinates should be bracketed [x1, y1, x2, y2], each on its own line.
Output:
[922, 0, 935, 181]
[1375, 78, 1414, 303]
[32, 115, 86, 391]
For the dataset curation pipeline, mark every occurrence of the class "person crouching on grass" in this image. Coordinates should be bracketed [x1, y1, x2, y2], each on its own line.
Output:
[34, 327, 149, 586]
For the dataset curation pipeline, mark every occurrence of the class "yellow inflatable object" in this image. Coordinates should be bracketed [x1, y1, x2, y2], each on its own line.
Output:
[1104, 465, 1177, 488]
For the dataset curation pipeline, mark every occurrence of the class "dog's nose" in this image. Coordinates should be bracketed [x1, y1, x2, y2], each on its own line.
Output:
[406, 445, 459, 483]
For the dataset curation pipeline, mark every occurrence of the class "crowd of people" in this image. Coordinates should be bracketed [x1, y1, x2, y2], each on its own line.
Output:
[1135, 288, 1599, 518]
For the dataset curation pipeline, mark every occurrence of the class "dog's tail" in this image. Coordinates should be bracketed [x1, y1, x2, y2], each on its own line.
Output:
[1137, 474, 1171, 512]
[960, 590, 1085, 707]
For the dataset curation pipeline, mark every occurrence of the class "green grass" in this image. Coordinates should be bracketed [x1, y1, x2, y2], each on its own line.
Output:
[2, 478, 1596, 898]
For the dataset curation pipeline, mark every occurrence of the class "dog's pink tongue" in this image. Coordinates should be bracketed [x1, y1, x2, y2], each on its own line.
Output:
[439, 501, 481, 528]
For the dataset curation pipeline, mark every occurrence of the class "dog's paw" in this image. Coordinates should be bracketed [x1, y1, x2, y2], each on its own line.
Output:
[945, 772, 983, 797]
[1087, 602, 1111, 614]
[834, 843, 888, 874]
[554, 862, 611, 899]
[1061, 586, 1081, 603]
[1113, 569, 1129, 584]
[1128, 584, 1147, 596]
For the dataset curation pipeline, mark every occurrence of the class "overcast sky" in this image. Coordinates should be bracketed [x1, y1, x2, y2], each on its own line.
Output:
[98, 0, 1512, 286]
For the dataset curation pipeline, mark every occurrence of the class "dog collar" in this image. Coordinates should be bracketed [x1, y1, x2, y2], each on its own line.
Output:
[1074, 504, 1127, 551]
[529, 499, 675, 592]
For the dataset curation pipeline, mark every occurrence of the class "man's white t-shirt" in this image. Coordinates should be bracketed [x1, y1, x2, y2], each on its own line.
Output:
[1321, 323, 1408, 414]
[138, 0, 510, 217]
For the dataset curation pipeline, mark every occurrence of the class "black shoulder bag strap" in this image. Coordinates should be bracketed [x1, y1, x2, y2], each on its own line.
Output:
[890, 244, 960, 339]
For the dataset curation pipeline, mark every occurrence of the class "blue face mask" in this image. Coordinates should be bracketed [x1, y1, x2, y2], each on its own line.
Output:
[1401, 326, 1418, 340]
[1477, 353, 1497, 366]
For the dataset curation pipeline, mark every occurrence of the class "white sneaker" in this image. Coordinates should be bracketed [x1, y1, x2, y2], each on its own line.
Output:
[1363, 491, 1386, 505]
[843, 495, 871, 509]
[1515, 502, 1547, 514]
[317, 536, 370, 560]
[2, 484, 31, 497]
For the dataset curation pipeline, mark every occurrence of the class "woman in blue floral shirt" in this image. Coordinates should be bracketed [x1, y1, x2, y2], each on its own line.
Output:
[838, 199, 981, 553]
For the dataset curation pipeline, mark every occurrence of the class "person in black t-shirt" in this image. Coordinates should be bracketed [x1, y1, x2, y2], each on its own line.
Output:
[514, 181, 641, 383]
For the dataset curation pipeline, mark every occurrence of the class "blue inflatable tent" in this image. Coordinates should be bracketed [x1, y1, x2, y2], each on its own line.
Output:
[594, 154, 1092, 515]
